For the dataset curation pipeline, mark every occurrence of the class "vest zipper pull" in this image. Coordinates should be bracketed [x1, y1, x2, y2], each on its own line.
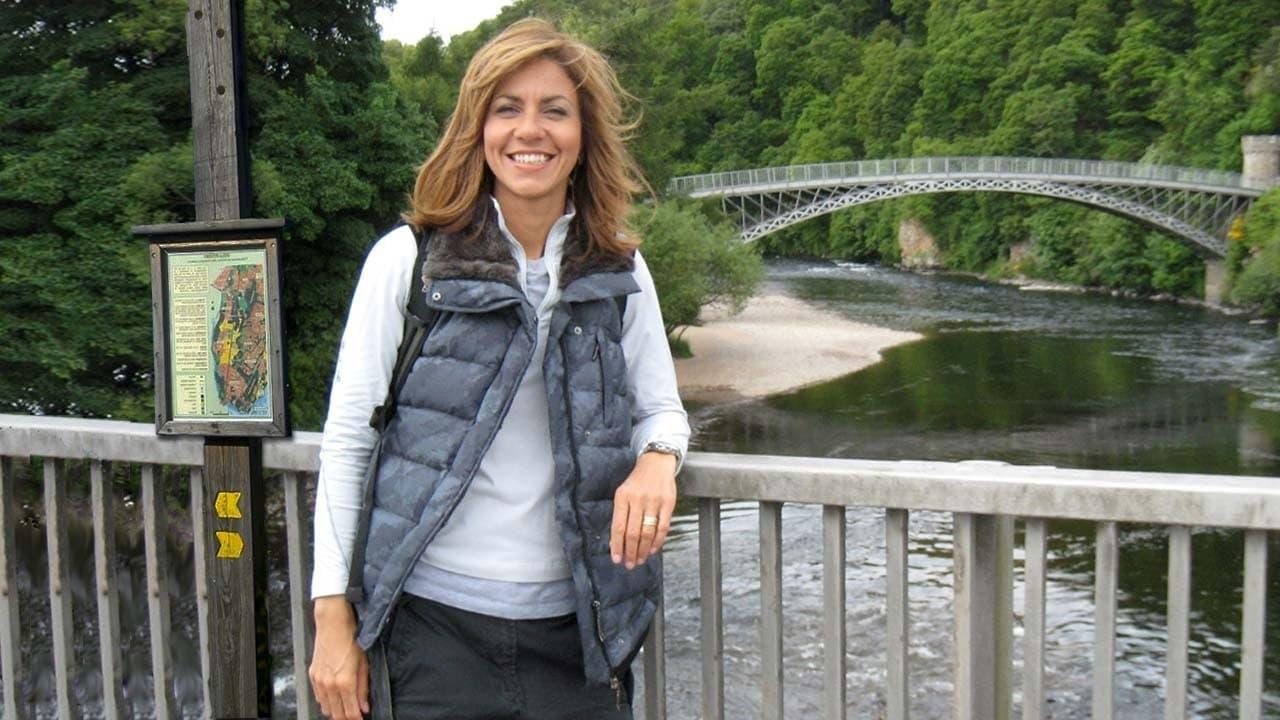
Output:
[592, 337, 600, 361]
[592, 599, 606, 642]
[611, 674, 622, 709]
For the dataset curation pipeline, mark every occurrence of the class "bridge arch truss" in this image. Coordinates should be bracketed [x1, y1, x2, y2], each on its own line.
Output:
[670, 157, 1273, 258]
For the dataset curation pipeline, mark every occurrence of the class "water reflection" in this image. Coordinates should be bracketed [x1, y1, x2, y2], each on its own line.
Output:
[699, 331, 1278, 477]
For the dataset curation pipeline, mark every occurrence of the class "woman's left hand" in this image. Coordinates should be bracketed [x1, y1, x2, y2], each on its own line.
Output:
[610, 452, 678, 569]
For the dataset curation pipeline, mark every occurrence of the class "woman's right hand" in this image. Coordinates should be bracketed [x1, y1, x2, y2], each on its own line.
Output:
[309, 596, 370, 720]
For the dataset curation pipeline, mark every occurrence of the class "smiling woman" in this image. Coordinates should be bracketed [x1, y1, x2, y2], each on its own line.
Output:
[308, 18, 688, 720]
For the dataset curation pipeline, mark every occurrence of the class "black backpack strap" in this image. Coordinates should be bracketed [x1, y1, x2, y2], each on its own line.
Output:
[346, 225, 438, 604]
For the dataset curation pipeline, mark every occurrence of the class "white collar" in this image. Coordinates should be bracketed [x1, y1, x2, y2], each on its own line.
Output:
[489, 195, 576, 300]
[489, 195, 576, 261]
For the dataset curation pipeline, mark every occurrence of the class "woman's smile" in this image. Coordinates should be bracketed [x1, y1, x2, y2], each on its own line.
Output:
[509, 152, 553, 165]
[484, 57, 582, 210]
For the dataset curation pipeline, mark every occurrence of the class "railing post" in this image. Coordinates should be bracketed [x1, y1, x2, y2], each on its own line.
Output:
[1023, 519, 1048, 720]
[699, 498, 724, 720]
[0, 458, 25, 720]
[284, 472, 317, 719]
[1239, 529, 1269, 720]
[190, 467, 214, 715]
[759, 501, 784, 720]
[44, 459, 75, 720]
[142, 464, 175, 720]
[1164, 525, 1191, 720]
[823, 505, 847, 720]
[953, 513, 1013, 720]
[90, 460, 126, 720]
[885, 508, 909, 720]
[1093, 522, 1119, 720]
[995, 514, 1013, 719]
[642, 587, 667, 720]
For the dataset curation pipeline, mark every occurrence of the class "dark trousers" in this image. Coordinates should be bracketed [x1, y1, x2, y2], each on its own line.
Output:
[374, 595, 634, 720]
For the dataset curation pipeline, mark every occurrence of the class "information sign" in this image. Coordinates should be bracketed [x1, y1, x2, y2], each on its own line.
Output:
[136, 219, 289, 436]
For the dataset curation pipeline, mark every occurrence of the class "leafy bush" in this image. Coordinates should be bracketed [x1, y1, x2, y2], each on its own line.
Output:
[631, 200, 764, 337]
[1231, 188, 1280, 314]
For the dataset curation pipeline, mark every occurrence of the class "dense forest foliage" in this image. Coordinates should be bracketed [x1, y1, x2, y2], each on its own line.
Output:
[3, 0, 1279, 425]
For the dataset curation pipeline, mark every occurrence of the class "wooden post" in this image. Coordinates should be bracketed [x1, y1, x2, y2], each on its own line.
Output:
[204, 440, 271, 718]
[187, 0, 251, 221]
[186, 1, 271, 717]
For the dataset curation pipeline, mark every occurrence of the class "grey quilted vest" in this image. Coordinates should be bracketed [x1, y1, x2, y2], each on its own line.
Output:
[353, 201, 659, 687]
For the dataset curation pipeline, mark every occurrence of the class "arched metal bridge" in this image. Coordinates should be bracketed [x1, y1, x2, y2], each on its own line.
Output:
[669, 157, 1277, 258]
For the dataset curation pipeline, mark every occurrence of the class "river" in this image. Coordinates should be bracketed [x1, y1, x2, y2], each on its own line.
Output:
[647, 259, 1280, 718]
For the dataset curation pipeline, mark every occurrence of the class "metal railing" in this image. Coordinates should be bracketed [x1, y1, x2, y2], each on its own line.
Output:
[669, 156, 1275, 197]
[1, 414, 1277, 718]
[0, 416, 321, 720]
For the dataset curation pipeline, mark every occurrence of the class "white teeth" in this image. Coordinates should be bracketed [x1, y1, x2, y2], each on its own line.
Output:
[511, 153, 550, 165]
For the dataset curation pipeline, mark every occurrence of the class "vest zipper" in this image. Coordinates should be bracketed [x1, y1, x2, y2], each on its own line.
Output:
[593, 599, 625, 708]
[563, 335, 616, 684]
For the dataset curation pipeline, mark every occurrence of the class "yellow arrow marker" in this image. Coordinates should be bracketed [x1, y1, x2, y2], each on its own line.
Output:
[214, 491, 242, 519]
[215, 531, 244, 559]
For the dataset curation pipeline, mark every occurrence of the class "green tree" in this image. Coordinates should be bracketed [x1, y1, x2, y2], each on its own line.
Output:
[1101, 14, 1177, 158]
[840, 29, 926, 158]
[0, 62, 162, 416]
[631, 201, 764, 340]
[0, 0, 433, 427]
[384, 35, 458, 130]
[1231, 188, 1280, 314]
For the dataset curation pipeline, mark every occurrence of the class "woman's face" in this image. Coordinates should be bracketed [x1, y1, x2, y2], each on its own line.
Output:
[483, 58, 583, 211]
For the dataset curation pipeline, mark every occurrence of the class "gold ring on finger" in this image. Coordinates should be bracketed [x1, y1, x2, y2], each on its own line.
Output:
[641, 515, 659, 528]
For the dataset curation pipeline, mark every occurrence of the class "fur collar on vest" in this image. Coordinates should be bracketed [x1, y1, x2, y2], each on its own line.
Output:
[421, 197, 634, 290]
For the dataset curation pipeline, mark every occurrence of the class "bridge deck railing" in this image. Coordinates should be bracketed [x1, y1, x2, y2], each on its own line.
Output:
[669, 156, 1272, 196]
[1, 414, 1277, 719]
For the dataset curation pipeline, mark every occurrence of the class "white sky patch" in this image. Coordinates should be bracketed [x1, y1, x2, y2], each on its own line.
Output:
[376, 0, 512, 45]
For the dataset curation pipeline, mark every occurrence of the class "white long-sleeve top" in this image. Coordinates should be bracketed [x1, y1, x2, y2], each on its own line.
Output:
[312, 199, 690, 614]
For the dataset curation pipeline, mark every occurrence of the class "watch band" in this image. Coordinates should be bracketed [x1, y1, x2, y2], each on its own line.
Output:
[643, 440, 683, 464]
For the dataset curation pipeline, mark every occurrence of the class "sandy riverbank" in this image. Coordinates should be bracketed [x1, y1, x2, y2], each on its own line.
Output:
[673, 291, 922, 403]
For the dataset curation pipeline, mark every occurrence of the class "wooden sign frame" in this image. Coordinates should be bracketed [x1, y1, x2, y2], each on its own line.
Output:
[136, 218, 289, 436]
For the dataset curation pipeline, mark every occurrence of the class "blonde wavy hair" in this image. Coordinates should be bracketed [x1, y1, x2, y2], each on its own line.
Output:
[405, 18, 646, 255]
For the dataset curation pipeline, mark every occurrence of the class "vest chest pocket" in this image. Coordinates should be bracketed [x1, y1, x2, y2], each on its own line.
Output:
[593, 326, 629, 429]
[563, 320, 630, 436]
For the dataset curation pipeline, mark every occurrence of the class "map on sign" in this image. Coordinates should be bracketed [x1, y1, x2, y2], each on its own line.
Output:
[167, 248, 273, 420]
